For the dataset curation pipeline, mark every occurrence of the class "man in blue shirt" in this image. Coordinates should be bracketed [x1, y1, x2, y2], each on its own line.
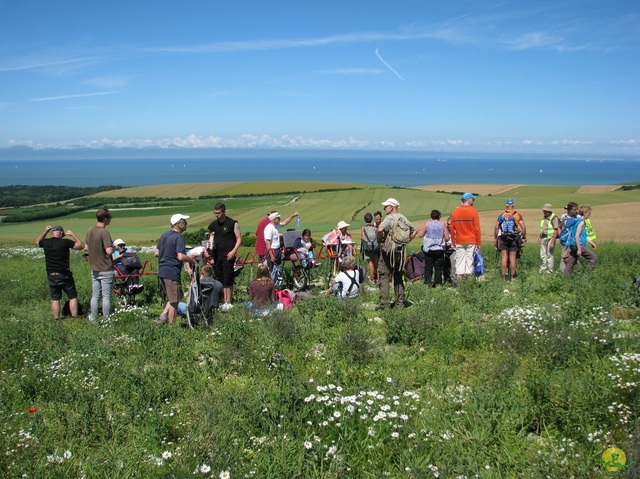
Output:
[156, 214, 196, 325]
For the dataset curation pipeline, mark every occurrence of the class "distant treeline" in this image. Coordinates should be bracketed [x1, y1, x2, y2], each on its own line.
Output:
[1, 194, 194, 223]
[198, 186, 364, 200]
[0, 185, 124, 207]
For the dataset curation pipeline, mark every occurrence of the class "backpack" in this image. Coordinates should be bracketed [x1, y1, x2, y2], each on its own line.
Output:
[390, 217, 412, 245]
[559, 217, 579, 246]
[498, 212, 518, 236]
[120, 252, 142, 270]
[473, 250, 484, 276]
[275, 289, 293, 308]
[362, 225, 380, 255]
[404, 251, 425, 280]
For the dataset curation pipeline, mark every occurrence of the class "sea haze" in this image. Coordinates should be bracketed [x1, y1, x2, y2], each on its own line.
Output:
[1, 153, 639, 187]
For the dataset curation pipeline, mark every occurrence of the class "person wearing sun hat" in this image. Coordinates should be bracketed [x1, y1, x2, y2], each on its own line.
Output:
[449, 193, 481, 281]
[377, 197, 416, 309]
[36, 224, 85, 320]
[538, 203, 559, 274]
[323, 220, 355, 259]
[156, 213, 196, 325]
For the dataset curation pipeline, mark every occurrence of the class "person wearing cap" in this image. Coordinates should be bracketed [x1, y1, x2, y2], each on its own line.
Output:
[264, 210, 300, 270]
[449, 193, 481, 281]
[377, 198, 416, 309]
[323, 220, 355, 259]
[112, 238, 142, 291]
[208, 202, 243, 310]
[494, 198, 527, 280]
[156, 213, 196, 324]
[255, 211, 276, 261]
[538, 204, 559, 274]
[85, 208, 115, 322]
[36, 224, 85, 320]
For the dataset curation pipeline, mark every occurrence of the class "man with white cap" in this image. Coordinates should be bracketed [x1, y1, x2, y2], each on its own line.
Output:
[156, 213, 196, 324]
[264, 210, 299, 270]
[377, 198, 416, 309]
[538, 203, 559, 274]
[449, 193, 481, 281]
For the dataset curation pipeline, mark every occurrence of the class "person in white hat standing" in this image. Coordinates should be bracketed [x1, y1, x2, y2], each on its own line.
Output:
[156, 213, 196, 325]
[377, 198, 416, 309]
[538, 203, 559, 274]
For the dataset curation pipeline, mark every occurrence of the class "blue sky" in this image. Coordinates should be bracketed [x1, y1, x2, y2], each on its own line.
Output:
[0, 0, 638, 155]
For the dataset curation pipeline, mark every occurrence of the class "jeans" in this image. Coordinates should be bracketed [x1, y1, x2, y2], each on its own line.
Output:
[91, 270, 115, 320]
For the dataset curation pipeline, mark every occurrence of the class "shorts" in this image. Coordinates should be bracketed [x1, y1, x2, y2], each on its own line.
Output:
[160, 278, 182, 304]
[215, 255, 236, 287]
[454, 244, 476, 275]
[497, 234, 520, 253]
[47, 272, 78, 301]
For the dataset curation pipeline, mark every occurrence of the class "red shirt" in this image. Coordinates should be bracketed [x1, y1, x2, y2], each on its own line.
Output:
[255, 216, 271, 256]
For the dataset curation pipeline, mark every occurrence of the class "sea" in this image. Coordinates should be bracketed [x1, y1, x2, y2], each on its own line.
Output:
[1, 153, 639, 187]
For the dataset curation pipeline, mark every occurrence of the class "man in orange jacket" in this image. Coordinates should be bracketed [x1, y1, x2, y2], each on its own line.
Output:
[449, 193, 481, 281]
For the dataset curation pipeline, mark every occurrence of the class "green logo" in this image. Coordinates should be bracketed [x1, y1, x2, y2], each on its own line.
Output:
[601, 447, 633, 476]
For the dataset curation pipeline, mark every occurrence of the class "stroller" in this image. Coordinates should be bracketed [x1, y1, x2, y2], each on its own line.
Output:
[186, 265, 222, 329]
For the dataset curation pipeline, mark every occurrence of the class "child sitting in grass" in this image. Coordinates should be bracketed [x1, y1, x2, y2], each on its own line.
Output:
[245, 264, 277, 315]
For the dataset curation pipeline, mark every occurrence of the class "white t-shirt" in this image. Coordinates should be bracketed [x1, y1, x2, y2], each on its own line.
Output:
[264, 223, 281, 250]
[188, 246, 205, 261]
[335, 269, 360, 299]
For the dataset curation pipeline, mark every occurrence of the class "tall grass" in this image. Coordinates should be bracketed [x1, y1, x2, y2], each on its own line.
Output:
[1, 243, 639, 478]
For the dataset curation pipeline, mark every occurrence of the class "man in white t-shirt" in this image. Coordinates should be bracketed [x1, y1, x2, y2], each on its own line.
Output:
[264, 210, 299, 270]
[330, 256, 360, 299]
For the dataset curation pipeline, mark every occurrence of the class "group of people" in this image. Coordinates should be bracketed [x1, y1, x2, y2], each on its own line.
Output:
[37, 195, 599, 323]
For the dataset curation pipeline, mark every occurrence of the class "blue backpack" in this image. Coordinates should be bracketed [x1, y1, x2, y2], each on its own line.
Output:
[559, 217, 579, 246]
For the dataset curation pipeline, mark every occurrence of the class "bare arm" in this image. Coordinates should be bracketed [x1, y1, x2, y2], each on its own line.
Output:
[66, 230, 85, 250]
[281, 211, 299, 227]
[227, 222, 242, 260]
[36, 225, 52, 246]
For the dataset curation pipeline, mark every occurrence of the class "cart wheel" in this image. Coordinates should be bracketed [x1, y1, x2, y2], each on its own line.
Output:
[292, 265, 308, 290]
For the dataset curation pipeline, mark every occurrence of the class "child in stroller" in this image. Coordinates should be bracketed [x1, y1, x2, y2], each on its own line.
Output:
[112, 238, 143, 293]
[184, 264, 223, 328]
[293, 228, 320, 268]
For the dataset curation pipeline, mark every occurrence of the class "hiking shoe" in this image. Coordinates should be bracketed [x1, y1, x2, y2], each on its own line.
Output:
[156, 315, 169, 325]
[220, 303, 233, 312]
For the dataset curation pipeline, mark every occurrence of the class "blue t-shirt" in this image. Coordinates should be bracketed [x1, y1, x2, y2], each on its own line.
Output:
[157, 230, 186, 281]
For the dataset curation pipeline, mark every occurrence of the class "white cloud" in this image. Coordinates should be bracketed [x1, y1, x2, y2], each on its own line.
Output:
[30, 91, 118, 102]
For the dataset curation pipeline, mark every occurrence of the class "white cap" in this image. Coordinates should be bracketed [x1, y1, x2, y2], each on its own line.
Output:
[170, 213, 190, 225]
[269, 212, 281, 221]
[113, 238, 126, 247]
[337, 220, 350, 229]
[381, 198, 400, 207]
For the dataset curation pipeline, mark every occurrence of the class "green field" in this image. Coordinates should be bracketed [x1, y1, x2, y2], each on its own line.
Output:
[2, 181, 640, 247]
[1, 238, 639, 477]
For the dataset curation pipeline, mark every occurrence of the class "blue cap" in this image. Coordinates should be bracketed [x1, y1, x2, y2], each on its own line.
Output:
[506, 198, 514, 205]
[461, 193, 475, 201]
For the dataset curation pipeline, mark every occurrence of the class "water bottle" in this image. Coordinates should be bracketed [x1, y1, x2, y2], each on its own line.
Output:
[296, 217, 301, 228]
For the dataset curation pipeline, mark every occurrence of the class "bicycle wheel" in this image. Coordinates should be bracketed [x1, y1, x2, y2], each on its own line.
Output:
[292, 264, 308, 290]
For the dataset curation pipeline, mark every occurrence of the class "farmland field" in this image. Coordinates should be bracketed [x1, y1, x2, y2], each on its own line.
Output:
[1, 181, 640, 247]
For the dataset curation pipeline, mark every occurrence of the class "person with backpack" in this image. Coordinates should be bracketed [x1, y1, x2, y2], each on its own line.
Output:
[494, 198, 527, 280]
[563, 202, 597, 275]
[377, 198, 416, 309]
[330, 256, 361, 300]
[450, 193, 482, 282]
[361, 212, 380, 283]
[417, 209, 449, 287]
[537, 203, 559, 274]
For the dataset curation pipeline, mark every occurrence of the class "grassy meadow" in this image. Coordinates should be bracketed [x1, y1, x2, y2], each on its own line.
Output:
[1, 181, 640, 478]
